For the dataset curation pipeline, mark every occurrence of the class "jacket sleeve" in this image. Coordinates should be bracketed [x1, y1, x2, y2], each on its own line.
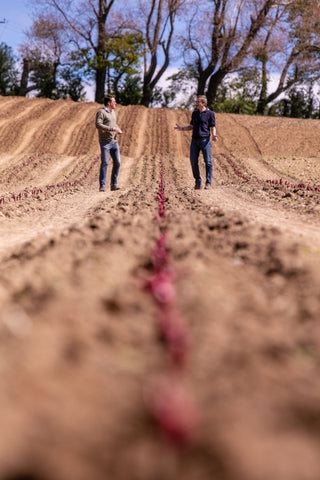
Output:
[95, 110, 115, 132]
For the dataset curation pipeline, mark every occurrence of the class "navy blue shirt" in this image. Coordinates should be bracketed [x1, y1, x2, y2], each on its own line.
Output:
[190, 108, 216, 139]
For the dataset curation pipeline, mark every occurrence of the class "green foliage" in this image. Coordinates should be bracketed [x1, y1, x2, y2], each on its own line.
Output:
[106, 33, 144, 77]
[211, 68, 260, 114]
[214, 96, 257, 115]
[56, 66, 86, 102]
[150, 86, 176, 107]
[115, 75, 142, 105]
[0, 42, 19, 95]
[107, 33, 144, 102]
[268, 99, 290, 117]
[11, 1, 320, 111]
[211, 72, 320, 119]
[70, 32, 144, 103]
[71, 48, 93, 76]
[72, 32, 144, 90]
[269, 84, 320, 119]
[289, 88, 313, 118]
[29, 59, 57, 98]
[150, 68, 197, 108]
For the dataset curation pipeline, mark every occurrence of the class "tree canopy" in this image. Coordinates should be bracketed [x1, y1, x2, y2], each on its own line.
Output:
[0, 42, 18, 95]
[0, 0, 319, 116]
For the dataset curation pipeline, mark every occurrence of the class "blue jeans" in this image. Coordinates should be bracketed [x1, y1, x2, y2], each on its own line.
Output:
[99, 141, 120, 187]
[190, 137, 213, 186]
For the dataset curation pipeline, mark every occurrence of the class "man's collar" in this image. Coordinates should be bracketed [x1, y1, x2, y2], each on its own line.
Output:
[103, 106, 113, 113]
[196, 107, 207, 113]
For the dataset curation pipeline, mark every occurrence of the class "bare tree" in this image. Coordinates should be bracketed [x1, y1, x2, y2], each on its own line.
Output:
[182, 0, 285, 106]
[136, 0, 186, 106]
[254, 3, 285, 114]
[18, 13, 67, 95]
[19, 58, 32, 96]
[27, 0, 127, 102]
[24, 0, 184, 105]
[259, 0, 320, 112]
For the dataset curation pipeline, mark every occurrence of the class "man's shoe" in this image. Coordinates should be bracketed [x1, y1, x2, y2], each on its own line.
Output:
[194, 184, 201, 190]
[99, 186, 106, 192]
[205, 183, 211, 189]
[110, 185, 120, 191]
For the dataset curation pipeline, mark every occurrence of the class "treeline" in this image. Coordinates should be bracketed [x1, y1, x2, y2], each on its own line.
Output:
[1, 0, 320, 118]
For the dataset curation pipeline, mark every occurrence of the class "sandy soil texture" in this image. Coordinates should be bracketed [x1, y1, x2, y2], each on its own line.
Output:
[1, 96, 320, 480]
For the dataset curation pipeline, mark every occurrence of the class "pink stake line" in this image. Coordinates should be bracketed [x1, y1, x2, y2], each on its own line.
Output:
[220, 152, 320, 193]
[117, 105, 137, 153]
[0, 152, 49, 184]
[0, 158, 99, 206]
[143, 149, 196, 450]
[145, 235, 189, 367]
[144, 375, 197, 450]
[220, 152, 249, 181]
[156, 154, 166, 219]
[265, 178, 320, 192]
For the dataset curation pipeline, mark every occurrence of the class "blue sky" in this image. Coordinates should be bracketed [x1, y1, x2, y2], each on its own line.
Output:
[0, 0, 287, 105]
[0, 0, 32, 53]
[0, 0, 177, 102]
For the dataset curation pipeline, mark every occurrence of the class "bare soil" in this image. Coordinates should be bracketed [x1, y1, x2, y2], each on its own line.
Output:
[1, 96, 320, 480]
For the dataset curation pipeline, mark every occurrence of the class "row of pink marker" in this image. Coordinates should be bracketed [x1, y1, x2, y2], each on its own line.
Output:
[220, 152, 320, 193]
[0, 158, 99, 205]
[143, 151, 197, 451]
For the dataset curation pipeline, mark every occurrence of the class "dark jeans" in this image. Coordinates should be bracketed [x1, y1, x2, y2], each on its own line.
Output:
[99, 141, 120, 187]
[190, 137, 213, 186]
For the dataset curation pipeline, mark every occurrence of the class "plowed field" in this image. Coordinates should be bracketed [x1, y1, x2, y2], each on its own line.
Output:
[1, 96, 320, 480]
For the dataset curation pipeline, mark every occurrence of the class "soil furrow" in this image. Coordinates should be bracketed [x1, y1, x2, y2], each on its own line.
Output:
[0, 96, 320, 480]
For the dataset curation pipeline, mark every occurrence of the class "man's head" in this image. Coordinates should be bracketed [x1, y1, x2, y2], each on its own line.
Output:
[196, 95, 207, 109]
[104, 95, 116, 109]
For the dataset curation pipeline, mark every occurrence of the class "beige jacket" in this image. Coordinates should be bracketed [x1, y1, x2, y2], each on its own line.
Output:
[95, 107, 119, 143]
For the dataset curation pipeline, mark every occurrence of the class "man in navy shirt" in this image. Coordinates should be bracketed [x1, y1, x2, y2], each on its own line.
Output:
[174, 95, 218, 189]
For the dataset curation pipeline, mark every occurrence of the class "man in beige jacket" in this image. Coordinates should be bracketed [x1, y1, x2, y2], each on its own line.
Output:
[95, 95, 123, 192]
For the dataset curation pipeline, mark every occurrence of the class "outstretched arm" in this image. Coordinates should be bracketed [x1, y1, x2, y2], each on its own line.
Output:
[174, 123, 193, 132]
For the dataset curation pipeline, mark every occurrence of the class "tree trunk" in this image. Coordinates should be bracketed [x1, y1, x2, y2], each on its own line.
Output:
[52, 61, 59, 93]
[95, 67, 107, 103]
[191, 0, 276, 108]
[197, 74, 207, 96]
[206, 70, 226, 108]
[257, 56, 268, 115]
[141, 83, 152, 107]
[94, 0, 109, 103]
[141, 0, 181, 106]
[19, 58, 31, 96]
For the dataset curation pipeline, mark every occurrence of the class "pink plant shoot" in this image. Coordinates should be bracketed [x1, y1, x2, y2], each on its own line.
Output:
[145, 377, 197, 450]
[157, 308, 189, 366]
[144, 270, 175, 305]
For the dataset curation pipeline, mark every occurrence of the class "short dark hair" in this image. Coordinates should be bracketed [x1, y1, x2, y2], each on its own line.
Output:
[197, 95, 207, 106]
[104, 95, 115, 106]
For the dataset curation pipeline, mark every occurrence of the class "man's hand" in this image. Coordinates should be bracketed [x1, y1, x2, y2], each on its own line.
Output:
[174, 124, 182, 131]
[114, 126, 123, 134]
